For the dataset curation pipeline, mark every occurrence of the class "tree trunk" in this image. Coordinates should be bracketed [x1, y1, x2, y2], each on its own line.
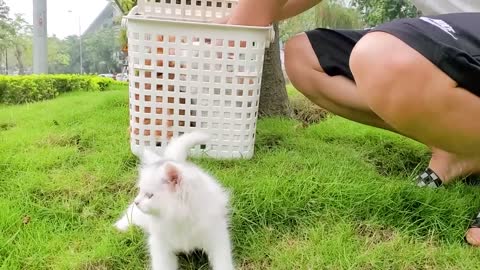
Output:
[4, 49, 7, 74]
[258, 23, 291, 117]
[15, 45, 25, 75]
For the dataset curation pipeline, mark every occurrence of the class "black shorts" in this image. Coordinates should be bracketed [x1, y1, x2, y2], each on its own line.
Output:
[305, 12, 480, 97]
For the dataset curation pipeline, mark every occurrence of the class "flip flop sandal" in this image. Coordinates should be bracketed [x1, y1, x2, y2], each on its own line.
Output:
[415, 168, 443, 188]
[469, 212, 480, 229]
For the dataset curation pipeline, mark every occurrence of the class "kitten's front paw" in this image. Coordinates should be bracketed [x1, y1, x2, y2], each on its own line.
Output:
[114, 217, 130, 232]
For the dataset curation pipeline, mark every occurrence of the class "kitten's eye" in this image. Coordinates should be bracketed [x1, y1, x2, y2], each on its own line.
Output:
[145, 192, 154, 199]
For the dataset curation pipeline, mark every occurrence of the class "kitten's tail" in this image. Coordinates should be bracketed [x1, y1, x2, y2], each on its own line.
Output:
[164, 131, 211, 161]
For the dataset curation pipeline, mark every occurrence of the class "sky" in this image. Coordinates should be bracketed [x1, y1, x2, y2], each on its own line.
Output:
[4, 0, 109, 39]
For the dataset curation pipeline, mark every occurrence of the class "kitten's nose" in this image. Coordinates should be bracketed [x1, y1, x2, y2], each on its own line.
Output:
[134, 201, 140, 206]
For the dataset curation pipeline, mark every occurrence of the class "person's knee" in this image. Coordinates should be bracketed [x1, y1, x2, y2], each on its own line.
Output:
[349, 32, 420, 122]
[285, 33, 323, 97]
[284, 34, 307, 88]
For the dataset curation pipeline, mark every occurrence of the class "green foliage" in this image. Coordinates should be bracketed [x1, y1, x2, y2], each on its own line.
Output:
[0, 0, 14, 53]
[116, 0, 137, 49]
[9, 14, 31, 74]
[280, 0, 363, 42]
[0, 75, 122, 104]
[280, 0, 422, 42]
[83, 28, 121, 74]
[115, 0, 137, 15]
[0, 1, 31, 75]
[48, 37, 71, 74]
[61, 35, 83, 74]
[0, 0, 8, 20]
[351, 0, 421, 26]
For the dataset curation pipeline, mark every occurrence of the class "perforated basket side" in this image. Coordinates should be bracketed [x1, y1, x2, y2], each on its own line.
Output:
[126, 18, 272, 159]
[137, 0, 238, 22]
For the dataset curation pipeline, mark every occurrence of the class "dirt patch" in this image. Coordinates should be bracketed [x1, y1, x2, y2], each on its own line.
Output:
[30, 187, 70, 202]
[290, 95, 329, 126]
[121, 154, 139, 172]
[363, 141, 429, 177]
[104, 179, 136, 195]
[356, 223, 396, 245]
[0, 122, 16, 131]
[239, 259, 272, 270]
[41, 133, 91, 152]
[255, 132, 286, 151]
[77, 260, 114, 270]
[320, 135, 429, 177]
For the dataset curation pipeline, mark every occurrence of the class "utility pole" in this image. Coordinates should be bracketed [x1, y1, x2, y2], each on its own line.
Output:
[68, 10, 83, 74]
[33, 0, 48, 74]
[79, 16, 83, 74]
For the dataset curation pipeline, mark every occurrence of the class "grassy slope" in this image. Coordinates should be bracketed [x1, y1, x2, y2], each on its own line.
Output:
[1, 89, 480, 270]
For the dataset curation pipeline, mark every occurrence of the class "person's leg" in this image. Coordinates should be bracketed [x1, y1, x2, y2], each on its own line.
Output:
[284, 31, 468, 183]
[348, 31, 480, 246]
[286, 14, 480, 246]
[348, 31, 480, 180]
[285, 23, 480, 183]
[285, 33, 396, 131]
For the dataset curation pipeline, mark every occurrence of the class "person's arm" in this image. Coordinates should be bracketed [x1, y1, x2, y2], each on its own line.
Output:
[226, 0, 323, 26]
[275, 0, 323, 21]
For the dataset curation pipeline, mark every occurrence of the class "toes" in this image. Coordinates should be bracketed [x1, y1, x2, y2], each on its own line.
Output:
[466, 228, 480, 246]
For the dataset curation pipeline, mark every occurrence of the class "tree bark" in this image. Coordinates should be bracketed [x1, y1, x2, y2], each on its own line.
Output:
[4, 49, 7, 74]
[15, 45, 25, 74]
[259, 23, 291, 117]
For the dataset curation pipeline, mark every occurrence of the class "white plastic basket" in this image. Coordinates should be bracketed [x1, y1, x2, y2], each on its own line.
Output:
[125, 5, 273, 159]
[137, 0, 238, 22]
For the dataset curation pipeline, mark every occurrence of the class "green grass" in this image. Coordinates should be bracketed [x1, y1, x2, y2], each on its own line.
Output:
[2, 89, 480, 269]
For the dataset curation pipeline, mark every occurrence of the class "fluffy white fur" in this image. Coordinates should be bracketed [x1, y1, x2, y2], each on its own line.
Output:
[115, 132, 234, 270]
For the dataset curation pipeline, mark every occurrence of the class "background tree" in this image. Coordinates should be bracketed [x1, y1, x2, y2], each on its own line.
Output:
[280, 0, 363, 43]
[351, 0, 421, 26]
[10, 14, 32, 74]
[63, 35, 83, 74]
[0, 2, 33, 74]
[259, 23, 291, 117]
[47, 36, 70, 74]
[114, 0, 135, 15]
[0, 0, 13, 74]
[0, 0, 7, 20]
[83, 28, 121, 74]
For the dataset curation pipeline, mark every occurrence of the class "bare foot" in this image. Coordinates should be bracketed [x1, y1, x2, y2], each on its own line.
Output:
[426, 148, 480, 246]
[466, 227, 480, 246]
[428, 148, 480, 184]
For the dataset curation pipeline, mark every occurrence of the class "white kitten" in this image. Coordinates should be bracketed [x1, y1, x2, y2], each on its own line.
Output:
[115, 132, 234, 270]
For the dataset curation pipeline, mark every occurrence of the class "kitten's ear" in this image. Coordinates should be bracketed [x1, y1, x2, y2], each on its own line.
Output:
[141, 150, 161, 165]
[164, 163, 181, 186]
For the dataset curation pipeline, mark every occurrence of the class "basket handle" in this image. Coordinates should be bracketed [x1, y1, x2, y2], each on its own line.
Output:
[122, 5, 140, 28]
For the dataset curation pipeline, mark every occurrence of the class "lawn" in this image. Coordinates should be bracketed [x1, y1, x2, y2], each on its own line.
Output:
[2, 88, 480, 269]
